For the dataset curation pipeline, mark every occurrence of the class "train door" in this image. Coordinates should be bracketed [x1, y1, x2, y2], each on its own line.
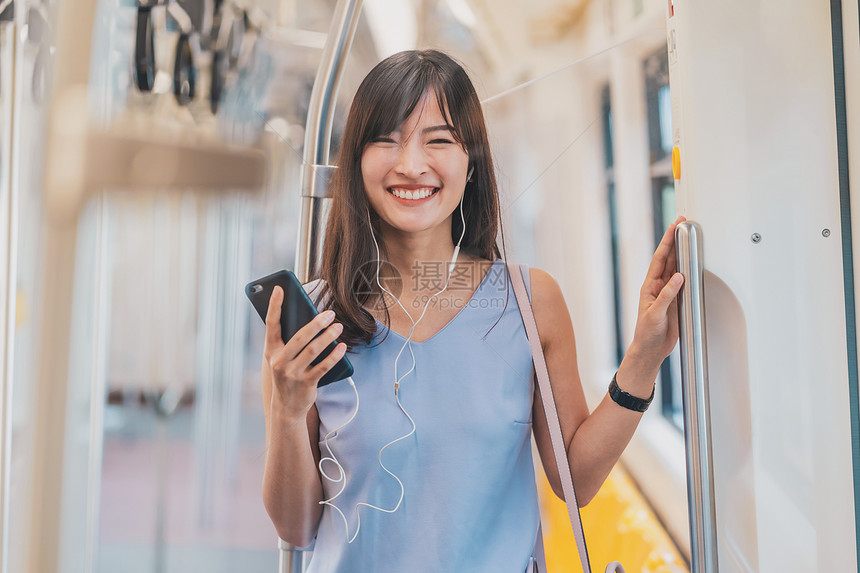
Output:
[668, 0, 860, 570]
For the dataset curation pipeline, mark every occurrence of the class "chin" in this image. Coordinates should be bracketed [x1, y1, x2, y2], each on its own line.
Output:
[388, 218, 443, 234]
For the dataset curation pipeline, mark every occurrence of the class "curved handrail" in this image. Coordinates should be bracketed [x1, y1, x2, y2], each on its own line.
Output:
[282, 1, 364, 571]
[294, 0, 363, 284]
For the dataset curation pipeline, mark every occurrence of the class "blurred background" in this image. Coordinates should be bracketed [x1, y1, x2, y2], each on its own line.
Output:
[0, 0, 696, 571]
[1, 0, 857, 571]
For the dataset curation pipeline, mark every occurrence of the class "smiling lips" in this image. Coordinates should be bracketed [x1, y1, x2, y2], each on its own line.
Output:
[387, 186, 439, 201]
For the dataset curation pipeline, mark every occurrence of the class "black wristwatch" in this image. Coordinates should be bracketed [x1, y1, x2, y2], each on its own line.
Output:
[608, 372, 654, 412]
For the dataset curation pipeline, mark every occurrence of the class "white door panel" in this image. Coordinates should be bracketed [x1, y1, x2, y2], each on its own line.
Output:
[669, 0, 857, 570]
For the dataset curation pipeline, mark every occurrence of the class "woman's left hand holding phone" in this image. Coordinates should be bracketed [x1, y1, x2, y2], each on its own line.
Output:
[264, 285, 347, 423]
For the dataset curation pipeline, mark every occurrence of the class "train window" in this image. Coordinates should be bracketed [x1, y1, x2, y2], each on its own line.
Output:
[657, 85, 672, 155]
[644, 46, 684, 427]
[601, 85, 624, 366]
[645, 46, 672, 164]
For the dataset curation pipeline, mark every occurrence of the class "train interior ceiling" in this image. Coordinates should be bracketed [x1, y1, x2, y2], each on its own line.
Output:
[2, 0, 858, 571]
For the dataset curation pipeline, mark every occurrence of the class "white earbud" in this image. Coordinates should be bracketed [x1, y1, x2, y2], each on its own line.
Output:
[466, 165, 474, 182]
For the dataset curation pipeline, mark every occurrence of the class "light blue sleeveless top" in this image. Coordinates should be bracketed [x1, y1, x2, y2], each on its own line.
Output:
[303, 259, 539, 572]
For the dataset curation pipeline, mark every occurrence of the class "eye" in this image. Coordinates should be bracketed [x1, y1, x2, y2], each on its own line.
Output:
[370, 136, 396, 144]
[428, 138, 454, 145]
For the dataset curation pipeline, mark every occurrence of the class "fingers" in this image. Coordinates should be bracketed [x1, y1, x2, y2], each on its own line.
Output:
[663, 216, 685, 282]
[295, 320, 344, 367]
[645, 224, 676, 280]
[653, 272, 684, 316]
[662, 241, 678, 284]
[646, 216, 687, 283]
[264, 286, 284, 352]
[265, 288, 340, 368]
[268, 312, 346, 388]
[308, 342, 348, 380]
[283, 310, 338, 362]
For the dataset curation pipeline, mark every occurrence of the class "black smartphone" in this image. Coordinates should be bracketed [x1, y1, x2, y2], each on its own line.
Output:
[245, 270, 353, 387]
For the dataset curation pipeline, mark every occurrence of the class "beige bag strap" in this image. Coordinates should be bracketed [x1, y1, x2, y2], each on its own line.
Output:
[509, 262, 626, 573]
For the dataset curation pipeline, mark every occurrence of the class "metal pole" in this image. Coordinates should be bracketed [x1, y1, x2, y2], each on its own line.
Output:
[282, 1, 363, 570]
[294, 0, 363, 283]
[279, 537, 308, 573]
[675, 221, 719, 573]
[0, 18, 18, 573]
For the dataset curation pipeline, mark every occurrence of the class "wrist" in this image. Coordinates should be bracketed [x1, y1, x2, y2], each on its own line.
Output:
[270, 391, 310, 429]
[608, 372, 654, 412]
[616, 348, 660, 400]
[625, 340, 663, 370]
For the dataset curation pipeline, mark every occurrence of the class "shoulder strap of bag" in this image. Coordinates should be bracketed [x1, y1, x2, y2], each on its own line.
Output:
[508, 262, 592, 573]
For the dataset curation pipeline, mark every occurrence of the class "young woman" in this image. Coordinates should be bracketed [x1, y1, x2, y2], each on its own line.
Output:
[260, 49, 685, 572]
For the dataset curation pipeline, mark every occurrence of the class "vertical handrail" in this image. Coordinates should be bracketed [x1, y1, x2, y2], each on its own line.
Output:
[284, 1, 364, 571]
[0, 18, 17, 573]
[294, 0, 364, 283]
[675, 221, 719, 573]
[279, 537, 308, 573]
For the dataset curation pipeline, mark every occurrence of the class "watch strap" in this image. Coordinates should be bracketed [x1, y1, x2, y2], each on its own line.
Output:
[608, 372, 654, 412]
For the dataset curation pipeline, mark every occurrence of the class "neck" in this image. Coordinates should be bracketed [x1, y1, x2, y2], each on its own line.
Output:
[378, 220, 461, 287]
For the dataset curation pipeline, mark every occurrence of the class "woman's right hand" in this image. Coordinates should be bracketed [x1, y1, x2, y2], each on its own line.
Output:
[263, 285, 347, 422]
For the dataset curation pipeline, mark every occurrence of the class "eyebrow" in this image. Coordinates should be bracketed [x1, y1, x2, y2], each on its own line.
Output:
[421, 125, 454, 135]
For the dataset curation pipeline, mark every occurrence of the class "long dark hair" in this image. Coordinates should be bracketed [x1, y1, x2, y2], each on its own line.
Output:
[315, 49, 509, 349]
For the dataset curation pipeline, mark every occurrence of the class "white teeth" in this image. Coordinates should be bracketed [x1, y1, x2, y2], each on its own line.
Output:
[390, 187, 436, 200]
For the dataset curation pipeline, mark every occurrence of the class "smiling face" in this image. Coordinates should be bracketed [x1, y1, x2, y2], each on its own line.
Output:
[361, 91, 470, 239]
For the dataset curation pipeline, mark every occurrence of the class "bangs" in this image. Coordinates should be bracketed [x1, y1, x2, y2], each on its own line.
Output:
[345, 50, 482, 167]
[359, 74, 463, 147]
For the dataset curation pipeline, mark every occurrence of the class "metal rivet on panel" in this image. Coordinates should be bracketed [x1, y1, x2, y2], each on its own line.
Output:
[822, 229, 831, 237]
[751, 233, 761, 244]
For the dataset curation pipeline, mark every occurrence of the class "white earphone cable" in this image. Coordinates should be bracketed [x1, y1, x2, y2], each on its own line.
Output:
[318, 184, 468, 543]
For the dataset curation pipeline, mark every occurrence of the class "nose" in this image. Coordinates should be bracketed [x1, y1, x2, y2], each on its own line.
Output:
[394, 137, 427, 179]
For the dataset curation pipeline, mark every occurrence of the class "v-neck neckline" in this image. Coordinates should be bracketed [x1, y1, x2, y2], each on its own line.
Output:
[373, 258, 500, 345]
